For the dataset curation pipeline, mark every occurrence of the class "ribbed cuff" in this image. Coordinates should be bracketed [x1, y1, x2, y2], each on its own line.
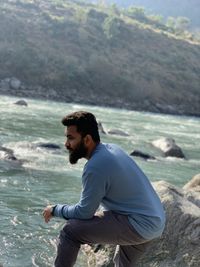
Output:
[53, 204, 69, 219]
[51, 205, 57, 216]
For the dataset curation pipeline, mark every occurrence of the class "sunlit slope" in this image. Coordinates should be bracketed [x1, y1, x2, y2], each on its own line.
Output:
[0, 0, 200, 116]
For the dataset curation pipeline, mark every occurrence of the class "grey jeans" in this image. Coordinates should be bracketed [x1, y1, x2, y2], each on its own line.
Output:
[54, 211, 151, 267]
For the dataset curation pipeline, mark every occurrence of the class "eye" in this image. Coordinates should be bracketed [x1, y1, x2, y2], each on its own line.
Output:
[67, 136, 74, 141]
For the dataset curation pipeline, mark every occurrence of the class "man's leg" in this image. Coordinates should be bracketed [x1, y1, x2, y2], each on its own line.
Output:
[54, 211, 149, 267]
[113, 243, 150, 267]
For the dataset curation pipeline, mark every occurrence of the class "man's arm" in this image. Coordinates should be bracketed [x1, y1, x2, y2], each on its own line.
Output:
[43, 168, 108, 222]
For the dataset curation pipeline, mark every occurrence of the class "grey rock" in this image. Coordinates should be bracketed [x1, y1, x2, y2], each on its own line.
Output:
[14, 99, 28, 106]
[82, 180, 200, 267]
[152, 137, 185, 158]
[107, 129, 129, 137]
[0, 146, 17, 161]
[98, 121, 106, 134]
[130, 150, 156, 160]
[183, 173, 200, 192]
[36, 142, 61, 150]
[9, 77, 21, 90]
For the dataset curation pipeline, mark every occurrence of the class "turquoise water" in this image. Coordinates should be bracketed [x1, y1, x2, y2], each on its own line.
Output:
[0, 95, 199, 267]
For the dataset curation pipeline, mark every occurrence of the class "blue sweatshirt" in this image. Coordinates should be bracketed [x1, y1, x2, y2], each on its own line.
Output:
[54, 143, 165, 240]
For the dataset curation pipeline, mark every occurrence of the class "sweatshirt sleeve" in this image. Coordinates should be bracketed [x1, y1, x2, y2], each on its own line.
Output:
[53, 166, 108, 220]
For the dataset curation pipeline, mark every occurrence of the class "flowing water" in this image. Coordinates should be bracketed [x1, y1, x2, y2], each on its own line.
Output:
[0, 95, 199, 267]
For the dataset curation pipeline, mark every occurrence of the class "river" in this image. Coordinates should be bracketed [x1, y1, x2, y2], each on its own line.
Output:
[0, 95, 199, 267]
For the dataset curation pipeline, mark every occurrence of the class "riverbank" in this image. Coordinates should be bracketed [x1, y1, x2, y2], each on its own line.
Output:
[1, 0, 200, 118]
[1, 77, 200, 117]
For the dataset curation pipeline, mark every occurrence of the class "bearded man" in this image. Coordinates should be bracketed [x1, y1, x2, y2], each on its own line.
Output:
[43, 111, 165, 267]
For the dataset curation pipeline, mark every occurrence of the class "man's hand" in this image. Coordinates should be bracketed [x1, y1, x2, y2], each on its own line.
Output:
[43, 205, 54, 223]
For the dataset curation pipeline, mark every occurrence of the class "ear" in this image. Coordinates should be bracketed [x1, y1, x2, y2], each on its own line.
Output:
[84, 134, 93, 146]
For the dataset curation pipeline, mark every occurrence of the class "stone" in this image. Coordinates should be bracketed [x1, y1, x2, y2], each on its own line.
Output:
[36, 142, 61, 150]
[107, 129, 129, 137]
[183, 173, 200, 192]
[14, 99, 28, 106]
[98, 121, 106, 134]
[0, 146, 17, 161]
[82, 180, 200, 267]
[130, 150, 156, 160]
[9, 77, 21, 90]
[152, 137, 185, 158]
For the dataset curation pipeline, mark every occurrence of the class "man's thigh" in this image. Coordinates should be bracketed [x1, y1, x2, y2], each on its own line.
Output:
[62, 211, 146, 246]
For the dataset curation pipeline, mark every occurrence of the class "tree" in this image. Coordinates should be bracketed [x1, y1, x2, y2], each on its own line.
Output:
[127, 6, 146, 21]
[176, 16, 190, 32]
[102, 16, 121, 39]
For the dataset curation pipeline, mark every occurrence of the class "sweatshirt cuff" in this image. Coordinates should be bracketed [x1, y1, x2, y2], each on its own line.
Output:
[53, 204, 69, 220]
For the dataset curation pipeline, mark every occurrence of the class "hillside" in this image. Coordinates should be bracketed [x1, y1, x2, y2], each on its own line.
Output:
[0, 0, 200, 116]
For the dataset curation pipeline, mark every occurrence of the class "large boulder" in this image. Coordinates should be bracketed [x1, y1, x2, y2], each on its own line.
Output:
[82, 180, 200, 267]
[183, 173, 200, 192]
[152, 137, 185, 158]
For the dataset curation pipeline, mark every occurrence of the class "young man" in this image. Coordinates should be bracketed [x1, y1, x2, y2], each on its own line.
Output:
[43, 111, 165, 267]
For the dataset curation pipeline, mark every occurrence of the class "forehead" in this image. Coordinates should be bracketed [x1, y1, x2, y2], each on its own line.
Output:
[65, 125, 80, 136]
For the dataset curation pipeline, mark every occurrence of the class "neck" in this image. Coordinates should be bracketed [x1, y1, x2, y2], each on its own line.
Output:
[86, 142, 100, 160]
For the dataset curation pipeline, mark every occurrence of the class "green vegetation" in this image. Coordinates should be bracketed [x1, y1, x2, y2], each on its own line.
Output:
[0, 0, 200, 116]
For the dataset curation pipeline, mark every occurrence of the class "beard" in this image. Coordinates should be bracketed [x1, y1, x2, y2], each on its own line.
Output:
[68, 140, 88, 164]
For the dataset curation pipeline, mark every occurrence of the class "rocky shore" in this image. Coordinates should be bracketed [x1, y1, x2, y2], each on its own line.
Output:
[83, 174, 200, 267]
[1, 77, 200, 117]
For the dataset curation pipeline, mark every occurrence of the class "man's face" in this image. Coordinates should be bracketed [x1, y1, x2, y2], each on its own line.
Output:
[64, 125, 87, 164]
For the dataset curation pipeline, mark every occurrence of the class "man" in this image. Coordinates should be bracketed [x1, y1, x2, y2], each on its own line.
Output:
[43, 111, 165, 267]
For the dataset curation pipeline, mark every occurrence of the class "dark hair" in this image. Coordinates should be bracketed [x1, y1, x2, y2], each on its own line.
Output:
[62, 111, 100, 143]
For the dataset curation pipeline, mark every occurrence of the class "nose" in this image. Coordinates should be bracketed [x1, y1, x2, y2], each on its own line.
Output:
[65, 140, 70, 149]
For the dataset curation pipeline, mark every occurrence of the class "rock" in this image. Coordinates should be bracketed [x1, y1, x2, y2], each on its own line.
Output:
[98, 121, 106, 134]
[152, 137, 185, 158]
[14, 99, 28, 106]
[36, 142, 61, 150]
[9, 77, 21, 90]
[130, 150, 156, 160]
[0, 146, 17, 161]
[107, 129, 129, 137]
[82, 180, 200, 267]
[184, 190, 200, 208]
[183, 173, 200, 192]
[9, 141, 62, 153]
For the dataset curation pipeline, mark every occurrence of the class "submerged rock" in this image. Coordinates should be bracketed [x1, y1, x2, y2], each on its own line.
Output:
[82, 179, 200, 267]
[14, 99, 28, 106]
[130, 150, 156, 160]
[107, 129, 129, 137]
[0, 146, 17, 161]
[36, 142, 61, 150]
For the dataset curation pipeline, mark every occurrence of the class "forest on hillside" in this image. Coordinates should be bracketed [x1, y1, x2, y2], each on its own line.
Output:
[88, 0, 200, 30]
[0, 0, 200, 116]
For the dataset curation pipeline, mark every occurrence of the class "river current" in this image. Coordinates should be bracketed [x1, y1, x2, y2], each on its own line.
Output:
[0, 95, 199, 267]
